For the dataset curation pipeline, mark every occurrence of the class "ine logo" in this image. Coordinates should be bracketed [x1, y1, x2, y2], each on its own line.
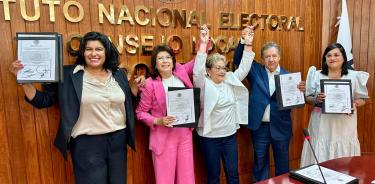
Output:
[158, 0, 185, 3]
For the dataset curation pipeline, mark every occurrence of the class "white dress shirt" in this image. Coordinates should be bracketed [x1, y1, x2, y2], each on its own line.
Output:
[261, 65, 280, 122]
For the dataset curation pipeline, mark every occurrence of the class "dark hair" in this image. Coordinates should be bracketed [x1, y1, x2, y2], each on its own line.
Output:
[75, 32, 119, 71]
[150, 44, 176, 79]
[129, 63, 151, 82]
[321, 43, 348, 76]
[134, 63, 151, 77]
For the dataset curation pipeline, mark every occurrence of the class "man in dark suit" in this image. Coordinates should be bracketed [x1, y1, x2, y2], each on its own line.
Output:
[233, 38, 304, 182]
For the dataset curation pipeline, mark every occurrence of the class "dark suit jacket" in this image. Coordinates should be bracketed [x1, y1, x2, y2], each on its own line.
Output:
[233, 43, 292, 141]
[26, 65, 136, 159]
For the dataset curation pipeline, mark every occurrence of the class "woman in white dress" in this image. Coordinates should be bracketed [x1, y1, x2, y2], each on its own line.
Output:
[300, 43, 369, 167]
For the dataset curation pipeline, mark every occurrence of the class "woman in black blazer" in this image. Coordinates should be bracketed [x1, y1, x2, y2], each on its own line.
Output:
[9, 32, 141, 184]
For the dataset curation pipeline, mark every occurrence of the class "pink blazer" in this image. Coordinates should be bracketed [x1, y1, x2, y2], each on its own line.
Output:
[136, 59, 194, 154]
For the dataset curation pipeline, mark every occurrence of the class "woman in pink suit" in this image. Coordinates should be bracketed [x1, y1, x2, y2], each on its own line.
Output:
[136, 27, 209, 184]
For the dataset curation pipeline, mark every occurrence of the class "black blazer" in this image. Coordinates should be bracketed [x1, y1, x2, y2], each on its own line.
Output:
[27, 65, 135, 159]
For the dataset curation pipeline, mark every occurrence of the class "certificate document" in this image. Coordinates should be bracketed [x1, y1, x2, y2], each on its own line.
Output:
[167, 88, 195, 126]
[16, 33, 63, 83]
[275, 72, 305, 110]
[321, 79, 353, 114]
[290, 164, 358, 184]
[320, 79, 353, 114]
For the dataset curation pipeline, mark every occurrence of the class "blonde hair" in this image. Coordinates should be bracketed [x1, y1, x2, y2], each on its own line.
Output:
[206, 53, 227, 68]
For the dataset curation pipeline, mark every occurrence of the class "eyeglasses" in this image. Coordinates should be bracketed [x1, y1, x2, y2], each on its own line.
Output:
[156, 56, 172, 62]
[212, 66, 228, 72]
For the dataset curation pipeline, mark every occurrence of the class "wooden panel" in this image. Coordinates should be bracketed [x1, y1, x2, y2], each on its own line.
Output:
[367, 0, 375, 153]
[3, 1, 28, 183]
[0, 0, 325, 183]
[0, 15, 13, 184]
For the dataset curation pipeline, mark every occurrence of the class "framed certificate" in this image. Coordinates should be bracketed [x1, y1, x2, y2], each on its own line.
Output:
[320, 79, 353, 114]
[16, 32, 63, 83]
[167, 87, 200, 128]
[275, 72, 305, 110]
[290, 164, 358, 184]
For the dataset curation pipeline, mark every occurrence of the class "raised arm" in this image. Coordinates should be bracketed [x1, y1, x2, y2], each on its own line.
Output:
[233, 26, 254, 67]
[9, 60, 57, 108]
[233, 26, 255, 81]
[193, 25, 210, 88]
[9, 60, 37, 100]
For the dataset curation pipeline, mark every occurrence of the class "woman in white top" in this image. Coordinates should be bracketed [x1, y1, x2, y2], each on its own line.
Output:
[193, 26, 255, 184]
[300, 43, 369, 167]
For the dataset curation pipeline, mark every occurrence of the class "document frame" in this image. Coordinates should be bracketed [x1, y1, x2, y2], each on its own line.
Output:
[320, 79, 353, 114]
[167, 87, 200, 128]
[289, 164, 359, 184]
[16, 32, 63, 83]
[275, 73, 306, 110]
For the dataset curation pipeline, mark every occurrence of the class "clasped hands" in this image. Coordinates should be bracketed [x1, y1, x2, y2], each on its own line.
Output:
[241, 26, 255, 46]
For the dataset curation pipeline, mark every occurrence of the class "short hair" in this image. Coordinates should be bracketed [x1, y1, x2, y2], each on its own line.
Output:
[150, 44, 176, 79]
[321, 43, 348, 76]
[261, 41, 281, 59]
[75, 32, 119, 71]
[206, 53, 227, 69]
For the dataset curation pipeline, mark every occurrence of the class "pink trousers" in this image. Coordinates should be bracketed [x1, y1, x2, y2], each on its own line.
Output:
[152, 130, 195, 184]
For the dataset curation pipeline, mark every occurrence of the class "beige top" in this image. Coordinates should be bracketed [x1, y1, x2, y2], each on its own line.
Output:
[71, 65, 126, 138]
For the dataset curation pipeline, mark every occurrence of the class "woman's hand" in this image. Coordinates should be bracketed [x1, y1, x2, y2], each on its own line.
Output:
[9, 60, 37, 100]
[9, 60, 24, 76]
[134, 75, 146, 88]
[314, 92, 326, 103]
[297, 81, 306, 92]
[130, 75, 146, 96]
[154, 116, 176, 127]
[198, 24, 210, 53]
[347, 99, 366, 116]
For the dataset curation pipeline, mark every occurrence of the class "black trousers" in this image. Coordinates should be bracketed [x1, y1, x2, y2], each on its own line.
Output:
[70, 129, 127, 184]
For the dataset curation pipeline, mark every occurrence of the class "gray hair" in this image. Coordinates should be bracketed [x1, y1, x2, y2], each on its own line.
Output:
[261, 41, 281, 59]
[206, 53, 227, 69]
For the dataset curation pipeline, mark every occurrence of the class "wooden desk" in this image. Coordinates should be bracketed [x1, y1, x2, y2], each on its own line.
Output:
[256, 155, 375, 184]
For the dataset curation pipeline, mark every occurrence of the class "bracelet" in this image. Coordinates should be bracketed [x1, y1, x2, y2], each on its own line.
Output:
[312, 95, 318, 105]
[153, 118, 161, 125]
[245, 44, 252, 46]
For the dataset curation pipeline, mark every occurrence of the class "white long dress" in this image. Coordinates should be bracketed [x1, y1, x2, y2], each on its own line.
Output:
[300, 66, 369, 167]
